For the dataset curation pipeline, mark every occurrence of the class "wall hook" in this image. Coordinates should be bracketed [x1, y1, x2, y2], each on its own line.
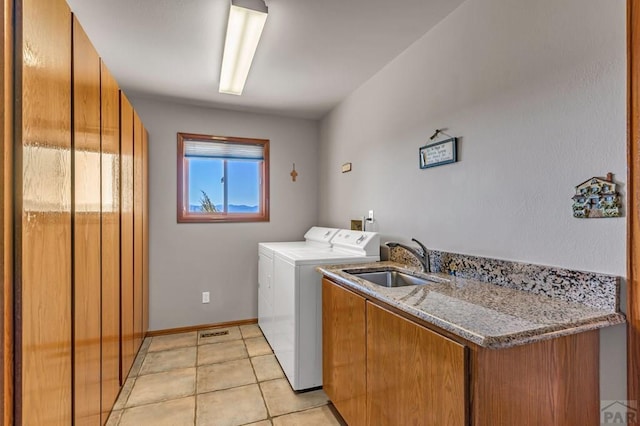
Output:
[429, 128, 454, 140]
[290, 163, 298, 182]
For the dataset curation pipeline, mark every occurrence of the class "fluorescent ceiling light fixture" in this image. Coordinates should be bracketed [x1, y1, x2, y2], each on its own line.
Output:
[219, 0, 268, 95]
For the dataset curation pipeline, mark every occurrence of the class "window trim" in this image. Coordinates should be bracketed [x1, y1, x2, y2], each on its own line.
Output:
[177, 132, 270, 223]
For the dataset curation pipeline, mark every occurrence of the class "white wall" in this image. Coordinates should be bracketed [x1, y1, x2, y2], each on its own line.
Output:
[131, 96, 319, 331]
[318, 0, 627, 400]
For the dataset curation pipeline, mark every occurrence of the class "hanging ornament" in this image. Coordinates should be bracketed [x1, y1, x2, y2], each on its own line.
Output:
[290, 163, 298, 182]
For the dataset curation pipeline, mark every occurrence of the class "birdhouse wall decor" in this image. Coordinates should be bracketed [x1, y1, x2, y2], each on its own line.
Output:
[572, 172, 621, 218]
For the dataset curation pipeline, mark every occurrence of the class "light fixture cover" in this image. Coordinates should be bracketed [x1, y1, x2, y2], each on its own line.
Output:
[219, 0, 268, 95]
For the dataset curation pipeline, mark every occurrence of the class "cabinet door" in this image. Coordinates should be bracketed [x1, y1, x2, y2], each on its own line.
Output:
[101, 61, 121, 423]
[73, 16, 102, 425]
[133, 111, 144, 351]
[1, 0, 12, 424]
[367, 303, 466, 426]
[322, 279, 366, 426]
[120, 93, 135, 381]
[19, 0, 73, 423]
[142, 126, 149, 336]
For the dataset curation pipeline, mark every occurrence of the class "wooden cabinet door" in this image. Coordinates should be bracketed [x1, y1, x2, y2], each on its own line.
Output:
[1, 0, 12, 422]
[133, 111, 144, 351]
[366, 303, 467, 426]
[322, 279, 367, 426]
[72, 16, 102, 425]
[142, 126, 149, 336]
[101, 61, 121, 423]
[120, 93, 135, 381]
[18, 0, 73, 423]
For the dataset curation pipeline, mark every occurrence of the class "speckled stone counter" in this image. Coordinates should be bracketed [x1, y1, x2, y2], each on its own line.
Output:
[317, 261, 625, 348]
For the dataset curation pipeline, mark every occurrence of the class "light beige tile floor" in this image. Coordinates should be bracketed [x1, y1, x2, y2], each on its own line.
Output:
[107, 324, 344, 426]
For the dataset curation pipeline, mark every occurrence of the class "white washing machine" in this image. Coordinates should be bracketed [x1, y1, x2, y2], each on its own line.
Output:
[259, 229, 380, 390]
[258, 227, 339, 349]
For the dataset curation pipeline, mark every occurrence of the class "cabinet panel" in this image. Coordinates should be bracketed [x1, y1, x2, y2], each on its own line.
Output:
[322, 279, 366, 426]
[1, 0, 14, 423]
[272, 255, 296, 384]
[366, 302, 466, 426]
[472, 330, 599, 426]
[133, 111, 143, 350]
[120, 93, 135, 381]
[72, 16, 102, 425]
[142, 126, 149, 335]
[101, 61, 121, 423]
[19, 0, 73, 423]
[258, 252, 274, 342]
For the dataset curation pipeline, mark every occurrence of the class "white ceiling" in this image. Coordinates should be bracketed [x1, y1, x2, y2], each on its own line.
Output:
[66, 0, 465, 119]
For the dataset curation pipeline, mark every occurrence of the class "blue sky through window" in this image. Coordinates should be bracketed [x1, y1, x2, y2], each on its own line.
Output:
[188, 158, 259, 211]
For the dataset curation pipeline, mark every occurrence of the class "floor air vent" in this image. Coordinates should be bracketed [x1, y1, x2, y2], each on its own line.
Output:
[200, 330, 229, 338]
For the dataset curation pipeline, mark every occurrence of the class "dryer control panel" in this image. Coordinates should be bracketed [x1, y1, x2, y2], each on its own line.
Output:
[331, 230, 380, 256]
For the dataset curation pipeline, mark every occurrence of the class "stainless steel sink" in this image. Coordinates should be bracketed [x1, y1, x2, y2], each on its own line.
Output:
[347, 270, 440, 288]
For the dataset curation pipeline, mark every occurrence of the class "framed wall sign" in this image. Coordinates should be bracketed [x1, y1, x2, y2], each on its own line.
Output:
[419, 137, 457, 169]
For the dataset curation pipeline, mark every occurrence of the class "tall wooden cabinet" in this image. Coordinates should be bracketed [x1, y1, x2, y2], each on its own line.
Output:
[100, 61, 122, 423]
[120, 93, 136, 381]
[73, 16, 102, 425]
[16, 0, 73, 424]
[10, 0, 150, 423]
[133, 111, 144, 351]
[1, 0, 13, 424]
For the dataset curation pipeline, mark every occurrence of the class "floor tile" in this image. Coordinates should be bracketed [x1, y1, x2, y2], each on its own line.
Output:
[245, 421, 272, 426]
[126, 368, 196, 407]
[105, 409, 122, 426]
[197, 358, 256, 393]
[141, 336, 152, 352]
[113, 377, 136, 410]
[196, 384, 268, 426]
[251, 354, 284, 382]
[240, 324, 263, 339]
[260, 378, 328, 417]
[139, 346, 197, 375]
[198, 340, 248, 366]
[198, 326, 242, 345]
[244, 336, 272, 357]
[148, 332, 197, 352]
[128, 348, 146, 377]
[272, 406, 341, 426]
[120, 396, 195, 426]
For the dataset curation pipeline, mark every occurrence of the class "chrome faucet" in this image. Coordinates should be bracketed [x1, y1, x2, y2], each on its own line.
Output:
[385, 238, 430, 273]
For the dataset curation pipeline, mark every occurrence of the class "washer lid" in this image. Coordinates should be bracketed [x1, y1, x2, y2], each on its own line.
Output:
[303, 226, 340, 247]
[331, 230, 380, 256]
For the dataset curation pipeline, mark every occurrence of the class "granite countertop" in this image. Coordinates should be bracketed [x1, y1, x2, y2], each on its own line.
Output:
[318, 261, 626, 349]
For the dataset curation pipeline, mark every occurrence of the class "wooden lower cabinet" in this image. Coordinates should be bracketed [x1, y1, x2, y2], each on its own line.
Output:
[322, 278, 601, 426]
[322, 279, 367, 426]
[471, 330, 599, 425]
[366, 302, 466, 426]
[322, 278, 465, 426]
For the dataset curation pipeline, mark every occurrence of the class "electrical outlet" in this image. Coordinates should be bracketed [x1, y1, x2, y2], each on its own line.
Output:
[368, 210, 374, 221]
[202, 291, 210, 304]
